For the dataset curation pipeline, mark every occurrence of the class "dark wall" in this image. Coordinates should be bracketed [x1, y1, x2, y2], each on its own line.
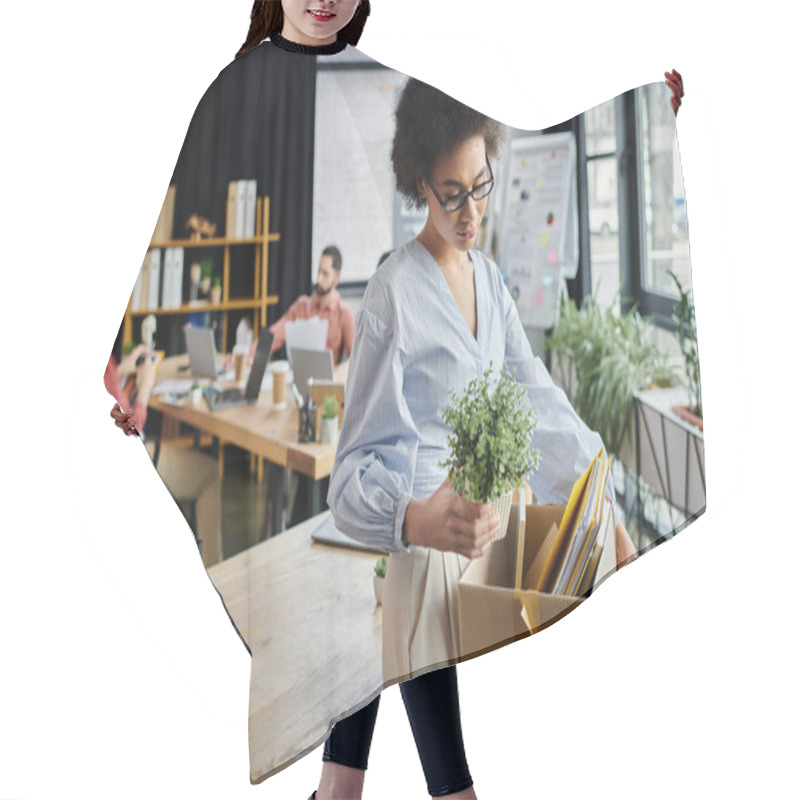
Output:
[120, 40, 318, 358]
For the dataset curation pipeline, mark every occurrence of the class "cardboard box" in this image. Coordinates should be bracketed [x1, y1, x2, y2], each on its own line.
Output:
[458, 503, 616, 659]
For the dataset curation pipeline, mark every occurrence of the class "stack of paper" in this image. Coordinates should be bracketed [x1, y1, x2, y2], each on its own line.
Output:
[226, 179, 257, 239]
[285, 317, 329, 355]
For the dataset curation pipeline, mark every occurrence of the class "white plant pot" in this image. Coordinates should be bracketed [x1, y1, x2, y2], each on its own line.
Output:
[320, 416, 339, 445]
[489, 490, 515, 542]
[373, 574, 384, 605]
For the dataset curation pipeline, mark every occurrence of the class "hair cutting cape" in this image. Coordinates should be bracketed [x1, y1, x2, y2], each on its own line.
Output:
[109, 36, 704, 783]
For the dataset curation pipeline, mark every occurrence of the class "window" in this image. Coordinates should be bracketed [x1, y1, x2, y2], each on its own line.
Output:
[573, 84, 690, 329]
[637, 82, 690, 301]
[584, 98, 621, 313]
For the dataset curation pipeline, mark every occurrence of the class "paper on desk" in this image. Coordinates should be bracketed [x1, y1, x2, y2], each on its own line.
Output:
[153, 378, 194, 395]
[285, 316, 329, 355]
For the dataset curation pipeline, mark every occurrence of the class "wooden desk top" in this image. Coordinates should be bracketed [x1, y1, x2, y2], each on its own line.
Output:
[149, 355, 347, 479]
[208, 512, 382, 783]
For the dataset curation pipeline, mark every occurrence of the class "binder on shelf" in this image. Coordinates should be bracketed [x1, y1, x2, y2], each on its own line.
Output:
[243, 180, 257, 238]
[235, 181, 247, 239]
[162, 247, 184, 309]
[226, 181, 238, 239]
[147, 249, 162, 310]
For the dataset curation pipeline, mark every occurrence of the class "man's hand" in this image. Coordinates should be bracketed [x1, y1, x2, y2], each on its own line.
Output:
[402, 477, 501, 558]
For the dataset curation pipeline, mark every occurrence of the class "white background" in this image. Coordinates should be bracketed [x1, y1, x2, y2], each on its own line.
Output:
[1, 1, 797, 798]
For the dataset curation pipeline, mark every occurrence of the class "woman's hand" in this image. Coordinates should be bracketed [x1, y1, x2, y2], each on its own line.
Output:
[401, 477, 501, 558]
[110, 403, 139, 437]
[615, 521, 638, 569]
[665, 69, 684, 115]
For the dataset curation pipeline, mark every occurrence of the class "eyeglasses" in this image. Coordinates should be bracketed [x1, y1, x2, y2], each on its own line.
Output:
[425, 160, 495, 213]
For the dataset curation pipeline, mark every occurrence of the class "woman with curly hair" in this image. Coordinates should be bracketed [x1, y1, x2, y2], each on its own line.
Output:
[317, 76, 635, 800]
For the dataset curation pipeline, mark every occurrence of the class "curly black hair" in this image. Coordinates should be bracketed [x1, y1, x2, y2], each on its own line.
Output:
[391, 79, 506, 211]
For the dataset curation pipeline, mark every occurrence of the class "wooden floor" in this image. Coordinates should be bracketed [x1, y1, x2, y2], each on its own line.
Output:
[170, 442, 288, 563]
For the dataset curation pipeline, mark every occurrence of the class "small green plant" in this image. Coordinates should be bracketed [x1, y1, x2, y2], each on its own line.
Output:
[668, 270, 702, 418]
[374, 556, 387, 578]
[322, 395, 338, 419]
[440, 364, 540, 503]
[212, 275, 222, 288]
[200, 258, 214, 279]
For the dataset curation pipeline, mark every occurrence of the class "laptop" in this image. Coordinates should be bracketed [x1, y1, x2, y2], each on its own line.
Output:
[311, 512, 388, 555]
[289, 347, 335, 400]
[184, 326, 222, 379]
[204, 329, 274, 411]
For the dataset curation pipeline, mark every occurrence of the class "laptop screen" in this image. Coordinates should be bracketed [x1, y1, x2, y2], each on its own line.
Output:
[244, 328, 274, 400]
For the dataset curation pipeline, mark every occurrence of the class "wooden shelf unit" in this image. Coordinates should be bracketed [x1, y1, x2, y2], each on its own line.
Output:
[122, 195, 281, 353]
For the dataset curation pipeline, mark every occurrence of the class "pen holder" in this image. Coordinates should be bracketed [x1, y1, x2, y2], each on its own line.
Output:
[298, 401, 316, 443]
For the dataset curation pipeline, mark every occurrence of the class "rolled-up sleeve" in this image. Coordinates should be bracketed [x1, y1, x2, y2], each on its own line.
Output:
[327, 305, 419, 553]
[502, 284, 619, 514]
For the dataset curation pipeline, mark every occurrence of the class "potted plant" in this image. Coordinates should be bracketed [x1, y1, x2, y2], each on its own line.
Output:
[320, 395, 339, 444]
[668, 270, 702, 431]
[200, 258, 214, 299]
[547, 294, 677, 468]
[210, 275, 222, 306]
[441, 364, 540, 541]
[373, 556, 387, 604]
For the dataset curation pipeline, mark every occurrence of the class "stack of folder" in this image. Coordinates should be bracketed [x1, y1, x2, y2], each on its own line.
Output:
[523, 449, 613, 598]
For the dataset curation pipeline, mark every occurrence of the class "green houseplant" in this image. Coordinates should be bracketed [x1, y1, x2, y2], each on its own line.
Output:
[200, 257, 214, 298]
[668, 270, 702, 429]
[440, 364, 540, 541]
[210, 275, 222, 306]
[547, 295, 677, 459]
[320, 394, 339, 444]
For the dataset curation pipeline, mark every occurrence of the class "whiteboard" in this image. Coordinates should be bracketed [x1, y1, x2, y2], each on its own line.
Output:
[497, 133, 578, 327]
[312, 68, 408, 283]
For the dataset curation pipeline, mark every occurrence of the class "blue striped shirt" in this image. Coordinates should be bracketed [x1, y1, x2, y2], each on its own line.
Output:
[328, 238, 615, 552]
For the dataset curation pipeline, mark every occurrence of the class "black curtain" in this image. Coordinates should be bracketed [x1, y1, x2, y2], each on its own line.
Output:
[164, 41, 316, 348]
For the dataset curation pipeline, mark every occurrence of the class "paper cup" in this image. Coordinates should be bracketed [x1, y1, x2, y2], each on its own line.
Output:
[269, 360, 289, 407]
[233, 344, 248, 383]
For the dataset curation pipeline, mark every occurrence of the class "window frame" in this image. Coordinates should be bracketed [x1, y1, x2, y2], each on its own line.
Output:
[571, 89, 682, 333]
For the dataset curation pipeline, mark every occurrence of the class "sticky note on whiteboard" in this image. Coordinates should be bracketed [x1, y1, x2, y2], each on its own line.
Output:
[540, 231, 550, 248]
[547, 249, 559, 266]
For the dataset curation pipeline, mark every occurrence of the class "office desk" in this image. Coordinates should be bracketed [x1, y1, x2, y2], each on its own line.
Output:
[149, 355, 347, 535]
[208, 511, 382, 783]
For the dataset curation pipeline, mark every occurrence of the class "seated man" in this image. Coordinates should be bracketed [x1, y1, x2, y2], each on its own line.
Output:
[256, 244, 355, 367]
[106, 346, 223, 568]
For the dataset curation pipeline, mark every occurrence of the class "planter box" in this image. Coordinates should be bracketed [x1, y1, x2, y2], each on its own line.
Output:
[634, 387, 705, 521]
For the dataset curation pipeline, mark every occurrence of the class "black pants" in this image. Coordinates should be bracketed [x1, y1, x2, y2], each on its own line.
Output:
[323, 665, 473, 797]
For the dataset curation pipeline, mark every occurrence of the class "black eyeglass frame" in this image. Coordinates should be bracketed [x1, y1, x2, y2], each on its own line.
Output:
[424, 159, 495, 213]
